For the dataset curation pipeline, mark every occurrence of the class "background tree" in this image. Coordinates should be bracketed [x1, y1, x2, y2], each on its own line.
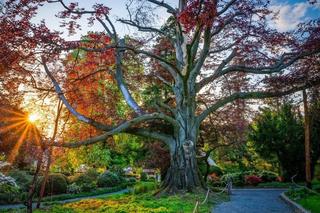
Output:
[248, 103, 320, 181]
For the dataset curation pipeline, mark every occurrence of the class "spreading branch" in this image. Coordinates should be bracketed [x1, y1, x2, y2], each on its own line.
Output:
[198, 78, 320, 122]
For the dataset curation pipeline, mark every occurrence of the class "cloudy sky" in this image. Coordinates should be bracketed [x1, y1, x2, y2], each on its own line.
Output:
[270, 0, 320, 32]
[32, 0, 320, 39]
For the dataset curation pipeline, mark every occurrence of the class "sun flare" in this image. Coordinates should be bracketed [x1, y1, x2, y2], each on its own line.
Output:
[28, 113, 38, 123]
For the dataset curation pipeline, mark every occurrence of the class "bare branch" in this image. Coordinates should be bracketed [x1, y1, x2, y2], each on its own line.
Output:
[118, 19, 167, 36]
[220, 50, 320, 76]
[196, 49, 236, 91]
[211, 12, 244, 37]
[115, 39, 144, 115]
[146, 0, 177, 14]
[197, 78, 320, 122]
[217, 0, 237, 16]
[55, 112, 177, 148]
[190, 27, 212, 80]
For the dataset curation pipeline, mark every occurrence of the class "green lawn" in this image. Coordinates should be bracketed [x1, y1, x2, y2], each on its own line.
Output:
[297, 195, 320, 213]
[286, 186, 320, 213]
[30, 192, 227, 213]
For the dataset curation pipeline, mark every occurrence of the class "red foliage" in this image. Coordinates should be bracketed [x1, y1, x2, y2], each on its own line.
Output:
[63, 33, 117, 140]
[245, 175, 262, 185]
[178, 0, 217, 32]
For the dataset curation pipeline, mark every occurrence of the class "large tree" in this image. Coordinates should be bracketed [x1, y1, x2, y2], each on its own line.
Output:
[1, 0, 320, 194]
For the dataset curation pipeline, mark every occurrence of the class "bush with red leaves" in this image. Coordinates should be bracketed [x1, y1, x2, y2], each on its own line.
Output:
[245, 175, 262, 186]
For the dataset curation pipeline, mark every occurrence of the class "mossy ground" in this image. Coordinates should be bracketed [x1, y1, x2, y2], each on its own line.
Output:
[28, 192, 227, 213]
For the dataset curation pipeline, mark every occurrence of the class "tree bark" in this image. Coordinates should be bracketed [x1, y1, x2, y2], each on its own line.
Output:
[25, 150, 43, 213]
[303, 90, 312, 188]
[161, 140, 204, 194]
[36, 147, 52, 208]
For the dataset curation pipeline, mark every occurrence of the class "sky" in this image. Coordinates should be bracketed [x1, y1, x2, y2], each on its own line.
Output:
[31, 0, 320, 40]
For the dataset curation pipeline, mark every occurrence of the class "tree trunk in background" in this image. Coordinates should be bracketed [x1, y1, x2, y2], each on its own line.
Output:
[25, 150, 43, 213]
[36, 147, 52, 208]
[303, 89, 312, 189]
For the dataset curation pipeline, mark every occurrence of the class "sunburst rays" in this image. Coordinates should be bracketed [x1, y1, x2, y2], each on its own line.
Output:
[0, 107, 41, 163]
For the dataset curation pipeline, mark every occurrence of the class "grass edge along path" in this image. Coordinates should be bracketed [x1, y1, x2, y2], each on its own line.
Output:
[285, 187, 320, 213]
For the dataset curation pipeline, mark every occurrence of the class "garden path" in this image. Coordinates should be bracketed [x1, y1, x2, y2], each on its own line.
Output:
[212, 189, 293, 213]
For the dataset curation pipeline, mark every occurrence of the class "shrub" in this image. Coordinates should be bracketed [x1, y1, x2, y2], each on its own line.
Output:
[0, 172, 18, 187]
[140, 172, 148, 181]
[221, 172, 246, 186]
[127, 177, 137, 183]
[73, 169, 99, 185]
[80, 182, 97, 192]
[97, 172, 121, 187]
[109, 165, 125, 177]
[67, 183, 81, 194]
[7, 170, 33, 192]
[245, 175, 262, 186]
[259, 171, 278, 182]
[132, 182, 158, 194]
[38, 173, 68, 195]
[0, 183, 20, 204]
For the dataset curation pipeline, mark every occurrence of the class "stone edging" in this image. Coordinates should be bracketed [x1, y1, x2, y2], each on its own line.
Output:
[280, 192, 310, 213]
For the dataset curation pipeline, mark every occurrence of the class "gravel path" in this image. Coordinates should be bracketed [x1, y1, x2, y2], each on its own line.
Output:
[212, 189, 293, 213]
[0, 189, 128, 211]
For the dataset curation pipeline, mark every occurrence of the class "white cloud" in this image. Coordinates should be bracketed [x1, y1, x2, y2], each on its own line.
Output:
[269, 2, 309, 32]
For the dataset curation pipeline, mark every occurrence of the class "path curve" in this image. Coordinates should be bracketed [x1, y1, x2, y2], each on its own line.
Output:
[212, 189, 293, 213]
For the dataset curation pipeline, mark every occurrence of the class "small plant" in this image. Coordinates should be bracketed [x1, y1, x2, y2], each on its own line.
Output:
[245, 175, 262, 186]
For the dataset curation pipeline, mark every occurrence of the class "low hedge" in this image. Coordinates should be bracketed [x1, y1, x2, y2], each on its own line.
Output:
[41, 183, 129, 203]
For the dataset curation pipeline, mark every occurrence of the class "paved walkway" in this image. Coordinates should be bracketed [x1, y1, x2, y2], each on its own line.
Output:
[0, 189, 128, 210]
[212, 189, 293, 213]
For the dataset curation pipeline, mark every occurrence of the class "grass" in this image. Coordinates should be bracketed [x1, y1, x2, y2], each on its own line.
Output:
[298, 195, 320, 213]
[257, 182, 293, 188]
[286, 187, 320, 213]
[27, 190, 227, 213]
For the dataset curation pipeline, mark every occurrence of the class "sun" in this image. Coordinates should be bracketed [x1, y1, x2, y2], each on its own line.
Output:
[28, 113, 38, 123]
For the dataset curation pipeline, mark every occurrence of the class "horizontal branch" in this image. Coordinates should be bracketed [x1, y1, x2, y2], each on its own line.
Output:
[146, 0, 177, 14]
[118, 19, 167, 36]
[197, 78, 320, 122]
[54, 112, 177, 148]
[220, 50, 320, 76]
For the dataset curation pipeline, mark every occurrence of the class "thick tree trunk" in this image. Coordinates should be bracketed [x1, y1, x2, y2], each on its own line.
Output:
[161, 140, 204, 194]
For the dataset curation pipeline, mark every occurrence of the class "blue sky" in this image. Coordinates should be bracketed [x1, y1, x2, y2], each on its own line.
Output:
[269, 0, 320, 31]
[31, 0, 320, 39]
